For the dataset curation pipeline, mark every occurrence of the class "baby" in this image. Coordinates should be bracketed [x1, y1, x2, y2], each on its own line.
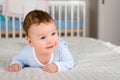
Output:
[5, 10, 74, 73]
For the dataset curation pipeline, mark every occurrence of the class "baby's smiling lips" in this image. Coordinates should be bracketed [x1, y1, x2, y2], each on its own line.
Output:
[46, 45, 54, 49]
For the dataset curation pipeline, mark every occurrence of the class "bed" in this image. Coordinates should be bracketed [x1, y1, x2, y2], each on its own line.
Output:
[0, 1, 120, 80]
[0, 37, 120, 80]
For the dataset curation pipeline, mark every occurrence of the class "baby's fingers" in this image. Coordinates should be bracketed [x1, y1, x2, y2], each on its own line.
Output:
[5, 66, 14, 72]
[42, 66, 46, 71]
[5, 64, 21, 72]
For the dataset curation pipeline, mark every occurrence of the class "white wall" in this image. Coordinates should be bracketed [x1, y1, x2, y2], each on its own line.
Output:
[0, 0, 3, 5]
[89, 0, 98, 38]
[98, 0, 120, 45]
[84, 0, 90, 37]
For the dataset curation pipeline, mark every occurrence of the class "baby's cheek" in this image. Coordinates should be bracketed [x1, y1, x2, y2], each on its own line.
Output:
[55, 41, 59, 47]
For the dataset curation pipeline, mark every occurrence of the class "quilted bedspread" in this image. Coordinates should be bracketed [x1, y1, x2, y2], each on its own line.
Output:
[0, 37, 120, 80]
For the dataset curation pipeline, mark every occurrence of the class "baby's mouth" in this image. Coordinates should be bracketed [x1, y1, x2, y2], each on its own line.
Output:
[46, 45, 54, 49]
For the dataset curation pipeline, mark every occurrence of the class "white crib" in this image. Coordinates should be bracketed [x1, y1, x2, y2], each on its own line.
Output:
[0, 1, 86, 38]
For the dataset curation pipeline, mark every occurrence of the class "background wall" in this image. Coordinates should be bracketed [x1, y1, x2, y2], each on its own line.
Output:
[0, 1, 3, 13]
[0, 0, 2, 5]
[98, 0, 120, 45]
[89, 0, 98, 38]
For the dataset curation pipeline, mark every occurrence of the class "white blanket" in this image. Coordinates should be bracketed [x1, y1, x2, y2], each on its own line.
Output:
[0, 37, 120, 80]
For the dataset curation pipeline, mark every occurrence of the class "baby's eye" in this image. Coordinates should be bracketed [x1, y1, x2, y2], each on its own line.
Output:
[51, 32, 56, 36]
[40, 36, 46, 40]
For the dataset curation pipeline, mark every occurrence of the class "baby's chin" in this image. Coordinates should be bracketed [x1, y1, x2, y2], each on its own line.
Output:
[49, 48, 56, 53]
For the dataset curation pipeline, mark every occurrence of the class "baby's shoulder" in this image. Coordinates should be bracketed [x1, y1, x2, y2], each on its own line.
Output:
[58, 38, 68, 48]
[55, 39, 68, 53]
[20, 45, 33, 54]
[53, 39, 69, 57]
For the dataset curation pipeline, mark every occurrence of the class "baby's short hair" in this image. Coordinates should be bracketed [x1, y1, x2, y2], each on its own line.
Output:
[23, 10, 54, 36]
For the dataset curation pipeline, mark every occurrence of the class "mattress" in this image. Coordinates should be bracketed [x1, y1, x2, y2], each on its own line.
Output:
[0, 37, 120, 80]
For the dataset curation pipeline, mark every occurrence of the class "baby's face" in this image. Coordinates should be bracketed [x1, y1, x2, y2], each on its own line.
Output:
[27, 22, 59, 55]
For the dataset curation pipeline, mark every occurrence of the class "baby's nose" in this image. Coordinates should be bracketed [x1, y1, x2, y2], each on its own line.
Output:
[47, 37, 53, 44]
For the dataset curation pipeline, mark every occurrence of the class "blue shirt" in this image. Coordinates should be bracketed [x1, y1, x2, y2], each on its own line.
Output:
[11, 39, 74, 71]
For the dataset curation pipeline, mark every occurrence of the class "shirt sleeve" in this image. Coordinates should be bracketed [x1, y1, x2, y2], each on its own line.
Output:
[54, 44, 74, 72]
[10, 45, 29, 68]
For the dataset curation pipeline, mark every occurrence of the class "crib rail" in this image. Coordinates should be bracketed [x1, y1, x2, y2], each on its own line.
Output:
[49, 1, 86, 37]
[0, 1, 85, 38]
[0, 16, 25, 38]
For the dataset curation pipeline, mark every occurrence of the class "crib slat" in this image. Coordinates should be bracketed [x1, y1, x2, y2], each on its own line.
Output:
[51, 5, 55, 20]
[19, 17, 22, 38]
[71, 5, 74, 37]
[0, 19, 1, 38]
[12, 17, 15, 38]
[65, 5, 67, 37]
[77, 5, 80, 37]
[5, 16, 8, 38]
[58, 5, 61, 37]
[83, 3, 86, 37]
[81, 4, 83, 36]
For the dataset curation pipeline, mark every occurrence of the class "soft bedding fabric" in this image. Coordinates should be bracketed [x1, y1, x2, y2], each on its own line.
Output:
[0, 37, 120, 80]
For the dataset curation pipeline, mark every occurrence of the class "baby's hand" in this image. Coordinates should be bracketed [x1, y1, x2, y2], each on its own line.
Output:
[42, 63, 58, 73]
[5, 64, 21, 72]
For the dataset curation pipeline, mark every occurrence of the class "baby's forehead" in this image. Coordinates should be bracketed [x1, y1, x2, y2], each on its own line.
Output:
[30, 21, 55, 27]
[28, 22, 56, 33]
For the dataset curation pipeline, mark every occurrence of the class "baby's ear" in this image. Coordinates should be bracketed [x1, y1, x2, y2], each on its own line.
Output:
[26, 36, 33, 47]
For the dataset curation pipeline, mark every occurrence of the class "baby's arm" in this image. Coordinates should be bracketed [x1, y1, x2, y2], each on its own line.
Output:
[42, 47, 74, 73]
[54, 47, 74, 71]
[5, 63, 21, 72]
[5, 45, 29, 72]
